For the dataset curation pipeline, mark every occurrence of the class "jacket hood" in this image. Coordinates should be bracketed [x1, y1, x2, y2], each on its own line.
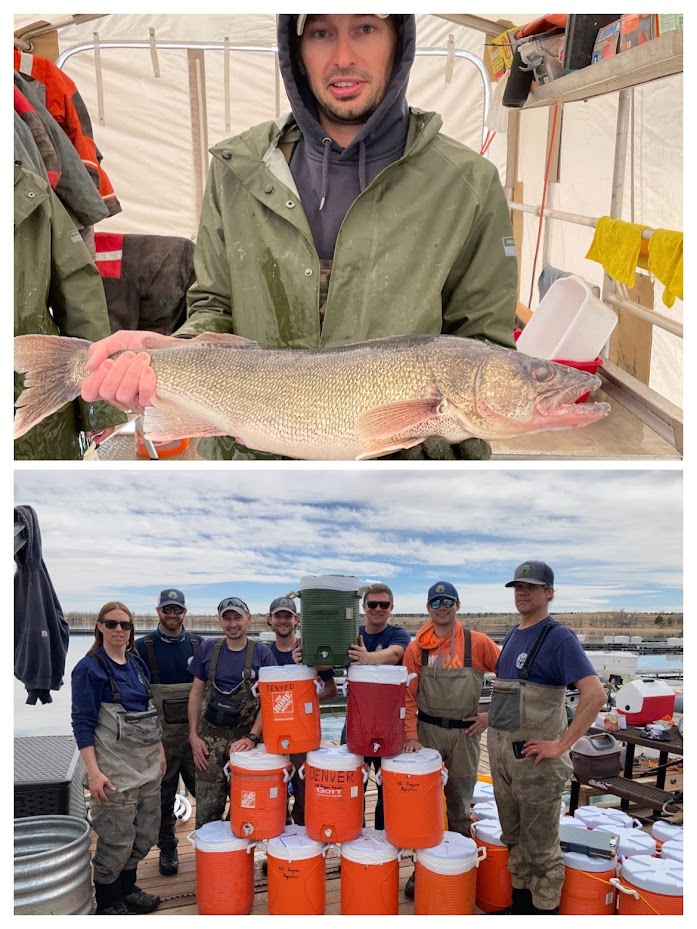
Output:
[277, 14, 416, 157]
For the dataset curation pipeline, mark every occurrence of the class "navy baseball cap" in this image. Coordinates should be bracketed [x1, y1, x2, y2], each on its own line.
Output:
[158, 588, 186, 608]
[269, 597, 298, 616]
[428, 581, 459, 602]
[218, 597, 250, 616]
[505, 561, 555, 587]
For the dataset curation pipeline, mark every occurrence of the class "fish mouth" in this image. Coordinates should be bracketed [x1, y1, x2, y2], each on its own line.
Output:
[535, 376, 610, 426]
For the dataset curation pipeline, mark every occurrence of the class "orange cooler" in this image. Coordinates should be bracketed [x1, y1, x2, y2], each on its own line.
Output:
[414, 832, 485, 915]
[379, 748, 447, 849]
[345, 665, 412, 757]
[558, 850, 616, 915]
[651, 821, 683, 853]
[301, 745, 366, 843]
[266, 826, 326, 915]
[187, 822, 255, 915]
[470, 819, 511, 913]
[660, 839, 683, 863]
[612, 855, 683, 915]
[340, 828, 400, 915]
[254, 665, 322, 754]
[227, 747, 292, 839]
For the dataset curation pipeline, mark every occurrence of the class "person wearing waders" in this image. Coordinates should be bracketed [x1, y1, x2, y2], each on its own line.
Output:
[81, 14, 518, 463]
[487, 561, 606, 914]
[266, 596, 338, 826]
[71, 602, 165, 915]
[135, 588, 202, 876]
[187, 597, 277, 827]
[402, 581, 500, 899]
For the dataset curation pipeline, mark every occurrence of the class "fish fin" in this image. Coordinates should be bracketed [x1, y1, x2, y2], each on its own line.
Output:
[355, 396, 447, 440]
[355, 439, 425, 460]
[189, 332, 259, 348]
[14, 334, 90, 439]
[143, 398, 230, 441]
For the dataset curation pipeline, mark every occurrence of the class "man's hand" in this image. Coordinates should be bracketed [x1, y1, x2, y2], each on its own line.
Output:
[464, 711, 489, 736]
[348, 636, 372, 665]
[292, 640, 304, 665]
[403, 738, 423, 753]
[190, 733, 210, 770]
[230, 735, 256, 752]
[81, 330, 172, 412]
[159, 743, 167, 777]
[522, 737, 565, 764]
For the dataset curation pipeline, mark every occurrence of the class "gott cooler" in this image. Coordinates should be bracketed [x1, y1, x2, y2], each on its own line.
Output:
[345, 665, 412, 757]
[226, 747, 292, 839]
[301, 745, 366, 843]
[187, 822, 255, 915]
[340, 829, 401, 915]
[414, 832, 485, 915]
[379, 748, 447, 849]
[254, 665, 322, 754]
[297, 574, 360, 667]
[266, 826, 326, 915]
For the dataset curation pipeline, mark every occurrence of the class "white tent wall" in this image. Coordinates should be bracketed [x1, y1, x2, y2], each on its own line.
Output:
[15, 12, 682, 408]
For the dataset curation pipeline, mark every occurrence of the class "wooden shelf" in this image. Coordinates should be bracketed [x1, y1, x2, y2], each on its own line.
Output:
[523, 29, 683, 109]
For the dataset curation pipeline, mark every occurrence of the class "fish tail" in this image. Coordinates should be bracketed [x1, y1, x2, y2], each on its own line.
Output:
[14, 334, 91, 438]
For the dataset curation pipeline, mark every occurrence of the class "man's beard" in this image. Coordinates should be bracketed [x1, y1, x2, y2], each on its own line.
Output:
[316, 94, 381, 127]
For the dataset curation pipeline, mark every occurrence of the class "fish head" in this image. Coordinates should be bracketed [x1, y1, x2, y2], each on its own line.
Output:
[450, 346, 610, 438]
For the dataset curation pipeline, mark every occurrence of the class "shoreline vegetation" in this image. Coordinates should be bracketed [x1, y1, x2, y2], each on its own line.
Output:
[65, 611, 683, 640]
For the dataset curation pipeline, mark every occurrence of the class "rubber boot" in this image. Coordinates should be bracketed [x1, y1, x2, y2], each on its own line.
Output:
[497, 887, 533, 914]
[530, 903, 560, 914]
[121, 868, 161, 914]
[94, 877, 128, 915]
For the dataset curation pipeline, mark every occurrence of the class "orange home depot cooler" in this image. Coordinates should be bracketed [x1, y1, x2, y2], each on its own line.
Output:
[470, 819, 511, 913]
[651, 821, 683, 853]
[301, 745, 366, 843]
[414, 832, 485, 915]
[226, 747, 293, 839]
[266, 826, 326, 915]
[253, 665, 322, 754]
[612, 855, 683, 915]
[186, 822, 255, 915]
[558, 850, 617, 915]
[345, 665, 413, 757]
[340, 829, 401, 915]
[379, 748, 447, 849]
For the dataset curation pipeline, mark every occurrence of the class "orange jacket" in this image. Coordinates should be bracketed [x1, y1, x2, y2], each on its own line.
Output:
[14, 48, 121, 217]
[403, 620, 500, 741]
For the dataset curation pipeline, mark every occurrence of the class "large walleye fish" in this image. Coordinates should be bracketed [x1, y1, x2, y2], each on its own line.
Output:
[14, 332, 610, 459]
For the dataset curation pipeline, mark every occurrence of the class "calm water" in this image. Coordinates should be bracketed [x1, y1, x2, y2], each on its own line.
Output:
[14, 634, 347, 741]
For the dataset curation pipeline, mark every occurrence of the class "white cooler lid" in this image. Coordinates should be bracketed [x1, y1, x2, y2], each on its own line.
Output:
[471, 781, 495, 805]
[190, 821, 252, 853]
[559, 815, 587, 829]
[660, 839, 684, 862]
[347, 665, 408, 684]
[229, 746, 290, 770]
[300, 574, 359, 592]
[472, 800, 499, 821]
[416, 832, 477, 874]
[258, 664, 315, 681]
[470, 819, 505, 846]
[306, 744, 363, 770]
[381, 747, 442, 775]
[563, 850, 617, 873]
[340, 829, 399, 864]
[593, 824, 656, 858]
[652, 821, 683, 844]
[620, 855, 683, 895]
[574, 806, 638, 830]
[267, 826, 324, 861]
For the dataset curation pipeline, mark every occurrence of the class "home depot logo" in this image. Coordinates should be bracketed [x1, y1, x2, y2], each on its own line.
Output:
[241, 791, 256, 808]
[273, 692, 294, 715]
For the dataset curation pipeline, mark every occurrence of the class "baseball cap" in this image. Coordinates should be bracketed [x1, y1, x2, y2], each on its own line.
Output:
[296, 13, 390, 35]
[269, 597, 298, 616]
[505, 561, 555, 588]
[158, 588, 186, 608]
[427, 581, 459, 602]
[217, 597, 250, 617]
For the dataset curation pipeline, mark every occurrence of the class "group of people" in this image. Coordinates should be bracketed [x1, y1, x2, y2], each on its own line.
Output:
[71, 559, 606, 915]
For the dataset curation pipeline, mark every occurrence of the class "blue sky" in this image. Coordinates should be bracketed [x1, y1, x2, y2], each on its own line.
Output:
[14, 467, 683, 616]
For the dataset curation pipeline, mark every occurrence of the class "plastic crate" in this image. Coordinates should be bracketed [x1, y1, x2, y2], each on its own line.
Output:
[14, 735, 87, 819]
[514, 330, 603, 402]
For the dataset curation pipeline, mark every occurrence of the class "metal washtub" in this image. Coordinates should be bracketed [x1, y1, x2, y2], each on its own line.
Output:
[14, 815, 93, 914]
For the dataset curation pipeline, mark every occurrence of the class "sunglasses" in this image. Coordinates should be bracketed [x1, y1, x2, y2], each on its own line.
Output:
[429, 597, 456, 609]
[366, 600, 391, 610]
[101, 619, 133, 631]
[160, 605, 185, 614]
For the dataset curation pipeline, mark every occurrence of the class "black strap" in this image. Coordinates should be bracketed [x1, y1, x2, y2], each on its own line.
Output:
[422, 625, 472, 669]
[207, 637, 256, 687]
[142, 636, 160, 684]
[190, 634, 201, 656]
[92, 651, 153, 704]
[519, 621, 558, 680]
[207, 638, 226, 686]
[418, 711, 477, 730]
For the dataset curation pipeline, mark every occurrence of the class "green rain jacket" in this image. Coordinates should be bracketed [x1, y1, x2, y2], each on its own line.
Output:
[14, 165, 126, 460]
[179, 110, 518, 458]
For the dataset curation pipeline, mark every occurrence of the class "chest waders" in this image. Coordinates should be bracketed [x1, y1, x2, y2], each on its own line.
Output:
[416, 628, 484, 834]
[195, 638, 260, 828]
[487, 621, 572, 910]
[88, 653, 163, 886]
[141, 634, 201, 851]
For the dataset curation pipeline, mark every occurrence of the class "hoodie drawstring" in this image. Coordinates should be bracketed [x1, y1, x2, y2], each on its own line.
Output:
[358, 141, 367, 194]
[319, 137, 331, 211]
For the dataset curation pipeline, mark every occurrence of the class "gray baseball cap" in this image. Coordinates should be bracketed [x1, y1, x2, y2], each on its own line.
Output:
[505, 561, 555, 587]
[217, 597, 250, 616]
[296, 13, 389, 35]
[269, 597, 299, 616]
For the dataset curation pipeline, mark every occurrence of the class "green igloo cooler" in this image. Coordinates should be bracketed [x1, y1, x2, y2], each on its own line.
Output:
[298, 575, 360, 667]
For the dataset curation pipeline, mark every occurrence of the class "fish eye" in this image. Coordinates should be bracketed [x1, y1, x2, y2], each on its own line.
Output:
[530, 363, 555, 382]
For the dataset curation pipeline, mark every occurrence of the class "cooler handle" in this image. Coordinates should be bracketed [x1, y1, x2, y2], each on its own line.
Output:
[251, 681, 259, 698]
[475, 845, 488, 866]
[362, 764, 369, 785]
[186, 831, 197, 848]
[609, 877, 640, 899]
[298, 764, 306, 780]
[223, 761, 230, 777]
[375, 768, 382, 786]
[314, 678, 324, 696]
[341, 680, 348, 698]
[283, 764, 296, 783]
[406, 672, 417, 684]
[245, 842, 258, 856]
[321, 843, 337, 858]
[630, 818, 643, 829]
[441, 765, 449, 787]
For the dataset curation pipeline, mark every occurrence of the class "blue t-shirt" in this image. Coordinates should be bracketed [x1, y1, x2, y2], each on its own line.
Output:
[270, 641, 335, 681]
[71, 647, 151, 749]
[495, 617, 597, 687]
[189, 637, 277, 690]
[135, 627, 199, 685]
[359, 624, 411, 663]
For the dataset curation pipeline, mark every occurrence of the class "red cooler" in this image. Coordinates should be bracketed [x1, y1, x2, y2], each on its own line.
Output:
[614, 679, 676, 726]
[345, 665, 413, 757]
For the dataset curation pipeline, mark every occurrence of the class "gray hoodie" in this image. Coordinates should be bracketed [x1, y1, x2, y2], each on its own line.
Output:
[276, 14, 417, 260]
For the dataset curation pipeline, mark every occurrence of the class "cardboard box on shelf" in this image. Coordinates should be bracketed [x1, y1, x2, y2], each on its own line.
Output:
[487, 26, 519, 81]
[619, 14, 656, 52]
[592, 19, 621, 63]
[656, 13, 683, 35]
